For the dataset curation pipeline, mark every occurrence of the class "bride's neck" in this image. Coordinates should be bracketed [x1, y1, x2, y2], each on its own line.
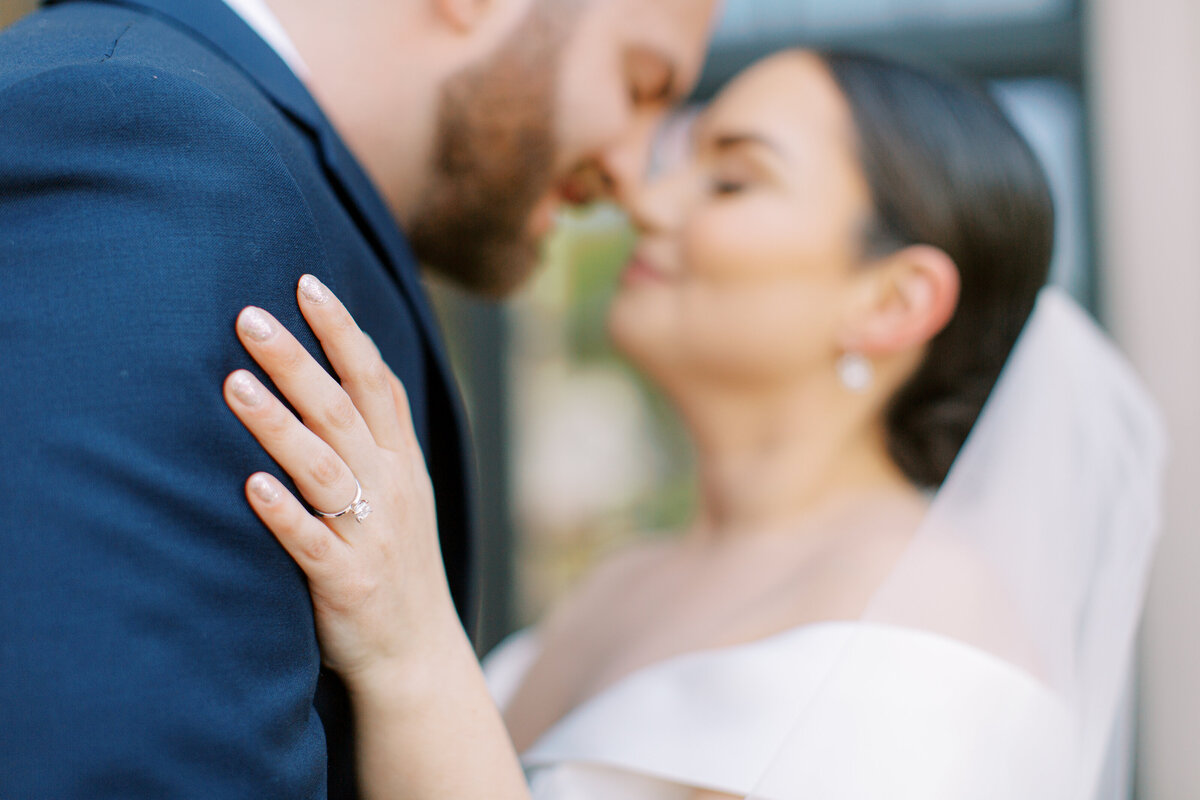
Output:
[675, 377, 912, 540]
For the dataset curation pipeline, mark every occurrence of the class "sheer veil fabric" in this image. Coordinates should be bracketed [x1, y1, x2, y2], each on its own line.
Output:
[746, 287, 1167, 799]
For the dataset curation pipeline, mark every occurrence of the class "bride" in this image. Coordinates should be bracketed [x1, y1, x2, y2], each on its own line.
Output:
[221, 49, 1164, 799]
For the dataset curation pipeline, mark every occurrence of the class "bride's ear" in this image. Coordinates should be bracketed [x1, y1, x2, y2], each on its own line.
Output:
[838, 245, 961, 356]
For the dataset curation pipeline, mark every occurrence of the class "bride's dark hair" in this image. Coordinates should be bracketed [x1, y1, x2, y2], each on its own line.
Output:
[820, 51, 1055, 488]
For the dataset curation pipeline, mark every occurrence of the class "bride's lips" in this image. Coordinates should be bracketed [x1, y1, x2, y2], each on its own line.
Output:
[621, 253, 672, 287]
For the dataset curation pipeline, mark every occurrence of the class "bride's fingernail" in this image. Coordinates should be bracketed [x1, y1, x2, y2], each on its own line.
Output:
[229, 371, 263, 406]
[249, 474, 279, 503]
[299, 275, 330, 305]
[238, 307, 274, 342]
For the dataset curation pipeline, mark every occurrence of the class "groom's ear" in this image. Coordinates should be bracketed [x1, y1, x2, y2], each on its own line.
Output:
[432, 0, 494, 33]
[839, 244, 961, 356]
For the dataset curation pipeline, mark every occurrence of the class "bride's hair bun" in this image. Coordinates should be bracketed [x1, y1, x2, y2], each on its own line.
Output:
[821, 51, 1055, 488]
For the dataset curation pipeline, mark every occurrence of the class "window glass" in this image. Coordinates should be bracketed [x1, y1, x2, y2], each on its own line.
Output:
[714, 0, 1073, 42]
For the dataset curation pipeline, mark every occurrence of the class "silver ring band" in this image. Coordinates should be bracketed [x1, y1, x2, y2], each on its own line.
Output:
[313, 479, 373, 523]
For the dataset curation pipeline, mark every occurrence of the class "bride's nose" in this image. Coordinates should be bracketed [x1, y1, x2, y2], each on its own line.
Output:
[626, 168, 688, 237]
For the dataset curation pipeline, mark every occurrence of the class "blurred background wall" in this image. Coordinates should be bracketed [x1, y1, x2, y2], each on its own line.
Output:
[2, 0, 1196, 796]
[1090, 1, 1200, 797]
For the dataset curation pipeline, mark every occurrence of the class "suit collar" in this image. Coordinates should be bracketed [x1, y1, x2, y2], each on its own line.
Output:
[219, 0, 311, 80]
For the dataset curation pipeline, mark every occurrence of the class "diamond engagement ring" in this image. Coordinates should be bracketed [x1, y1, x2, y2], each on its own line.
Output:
[313, 479, 373, 523]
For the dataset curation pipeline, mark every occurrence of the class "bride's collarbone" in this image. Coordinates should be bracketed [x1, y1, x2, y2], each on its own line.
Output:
[504, 524, 915, 748]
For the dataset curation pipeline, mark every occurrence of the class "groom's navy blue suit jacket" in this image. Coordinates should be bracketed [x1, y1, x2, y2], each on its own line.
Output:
[0, 1, 477, 797]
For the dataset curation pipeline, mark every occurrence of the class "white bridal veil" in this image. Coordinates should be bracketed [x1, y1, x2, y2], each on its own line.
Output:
[746, 287, 1167, 799]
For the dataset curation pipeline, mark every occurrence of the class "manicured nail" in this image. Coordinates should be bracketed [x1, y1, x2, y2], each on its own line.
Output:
[238, 307, 274, 341]
[299, 275, 330, 305]
[229, 371, 263, 406]
[249, 474, 279, 503]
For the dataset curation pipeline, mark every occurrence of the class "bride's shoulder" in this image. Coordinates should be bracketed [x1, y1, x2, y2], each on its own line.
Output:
[853, 530, 1046, 677]
[724, 501, 1039, 669]
[535, 536, 677, 640]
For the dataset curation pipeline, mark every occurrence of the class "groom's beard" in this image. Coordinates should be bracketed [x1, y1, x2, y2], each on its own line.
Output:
[408, 1, 580, 298]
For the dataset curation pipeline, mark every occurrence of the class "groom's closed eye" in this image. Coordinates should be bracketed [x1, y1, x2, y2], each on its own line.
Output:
[626, 47, 677, 106]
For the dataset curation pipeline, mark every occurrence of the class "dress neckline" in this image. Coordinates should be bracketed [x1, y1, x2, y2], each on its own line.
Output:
[490, 620, 1071, 799]
[494, 619, 1053, 758]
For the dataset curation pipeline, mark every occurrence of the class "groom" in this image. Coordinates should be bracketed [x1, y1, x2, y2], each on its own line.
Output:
[0, 0, 714, 797]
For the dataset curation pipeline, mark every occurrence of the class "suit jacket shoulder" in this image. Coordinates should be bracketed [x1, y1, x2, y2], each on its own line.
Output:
[0, 6, 452, 799]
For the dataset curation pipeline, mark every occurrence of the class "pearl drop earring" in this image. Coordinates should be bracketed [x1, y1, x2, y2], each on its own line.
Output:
[837, 352, 874, 393]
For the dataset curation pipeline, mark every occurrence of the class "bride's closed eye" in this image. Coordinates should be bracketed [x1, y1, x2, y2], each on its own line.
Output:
[710, 176, 750, 196]
[706, 151, 770, 198]
[709, 161, 760, 196]
[700, 129, 785, 199]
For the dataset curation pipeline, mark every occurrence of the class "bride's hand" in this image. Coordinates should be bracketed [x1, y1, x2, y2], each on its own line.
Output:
[223, 275, 461, 690]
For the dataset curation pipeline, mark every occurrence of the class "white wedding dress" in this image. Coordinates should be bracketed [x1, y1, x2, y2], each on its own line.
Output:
[484, 621, 1074, 799]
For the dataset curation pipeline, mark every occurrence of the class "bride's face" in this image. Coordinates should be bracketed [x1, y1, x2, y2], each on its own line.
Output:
[608, 51, 876, 391]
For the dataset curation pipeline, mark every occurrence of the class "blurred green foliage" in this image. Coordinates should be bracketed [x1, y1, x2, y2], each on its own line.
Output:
[554, 208, 698, 537]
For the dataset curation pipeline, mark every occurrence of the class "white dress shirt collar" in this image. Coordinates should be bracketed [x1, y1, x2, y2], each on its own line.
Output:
[221, 0, 311, 80]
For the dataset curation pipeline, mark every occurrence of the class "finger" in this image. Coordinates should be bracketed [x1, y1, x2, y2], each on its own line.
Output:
[295, 275, 407, 452]
[225, 369, 363, 517]
[366, 330, 421, 454]
[388, 371, 422, 457]
[236, 305, 378, 476]
[245, 472, 350, 579]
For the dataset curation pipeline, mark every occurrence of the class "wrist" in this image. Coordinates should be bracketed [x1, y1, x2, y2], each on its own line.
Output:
[343, 612, 477, 711]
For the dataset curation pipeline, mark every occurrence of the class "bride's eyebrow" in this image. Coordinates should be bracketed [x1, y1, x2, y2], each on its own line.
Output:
[685, 113, 788, 162]
[710, 132, 786, 158]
